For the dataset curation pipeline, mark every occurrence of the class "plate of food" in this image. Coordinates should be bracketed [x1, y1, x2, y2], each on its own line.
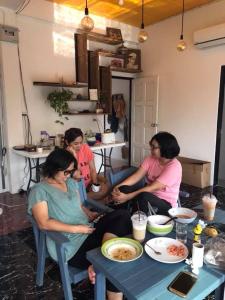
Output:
[101, 238, 143, 262]
[145, 237, 188, 263]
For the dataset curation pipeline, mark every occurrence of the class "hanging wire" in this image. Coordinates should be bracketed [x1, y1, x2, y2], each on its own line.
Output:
[141, 0, 144, 28]
[181, 0, 185, 38]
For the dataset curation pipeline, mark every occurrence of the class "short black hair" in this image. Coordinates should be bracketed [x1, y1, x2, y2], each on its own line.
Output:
[150, 132, 180, 159]
[64, 128, 83, 147]
[42, 148, 77, 178]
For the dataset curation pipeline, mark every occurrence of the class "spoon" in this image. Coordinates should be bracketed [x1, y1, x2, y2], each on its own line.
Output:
[160, 216, 177, 225]
[145, 243, 161, 255]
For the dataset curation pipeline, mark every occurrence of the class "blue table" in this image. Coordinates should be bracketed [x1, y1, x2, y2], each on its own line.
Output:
[87, 208, 225, 300]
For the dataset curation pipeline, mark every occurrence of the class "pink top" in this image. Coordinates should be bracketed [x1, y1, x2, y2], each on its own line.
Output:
[141, 156, 182, 207]
[76, 144, 94, 187]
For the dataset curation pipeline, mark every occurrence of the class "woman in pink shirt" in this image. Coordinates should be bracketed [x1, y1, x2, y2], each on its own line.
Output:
[112, 132, 182, 215]
[64, 128, 109, 200]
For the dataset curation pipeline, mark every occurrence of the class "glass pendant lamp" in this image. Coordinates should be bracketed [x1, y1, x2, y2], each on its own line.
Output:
[138, 0, 148, 43]
[81, 0, 94, 32]
[177, 0, 187, 51]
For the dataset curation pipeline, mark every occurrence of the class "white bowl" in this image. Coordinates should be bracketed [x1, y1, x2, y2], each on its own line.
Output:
[147, 215, 174, 236]
[168, 207, 197, 224]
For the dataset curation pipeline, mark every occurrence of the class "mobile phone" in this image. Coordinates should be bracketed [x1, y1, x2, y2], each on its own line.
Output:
[168, 271, 197, 298]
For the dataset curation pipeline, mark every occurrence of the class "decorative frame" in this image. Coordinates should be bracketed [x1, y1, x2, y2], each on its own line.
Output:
[106, 27, 123, 42]
[125, 49, 141, 71]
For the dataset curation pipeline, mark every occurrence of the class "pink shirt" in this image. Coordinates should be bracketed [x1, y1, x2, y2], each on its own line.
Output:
[76, 144, 94, 187]
[141, 156, 182, 207]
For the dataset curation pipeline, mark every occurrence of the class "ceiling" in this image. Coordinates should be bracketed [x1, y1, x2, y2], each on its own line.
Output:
[46, 0, 217, 27]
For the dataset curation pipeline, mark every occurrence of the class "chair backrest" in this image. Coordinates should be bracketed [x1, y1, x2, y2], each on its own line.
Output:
[77, 179, 87, 205]
[27, 214, 41, 253]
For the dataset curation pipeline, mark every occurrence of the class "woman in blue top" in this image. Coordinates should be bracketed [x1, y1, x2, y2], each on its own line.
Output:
[28, 149, 131, 300]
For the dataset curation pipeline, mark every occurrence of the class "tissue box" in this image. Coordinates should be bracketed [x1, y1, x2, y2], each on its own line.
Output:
[101, 132, 115, 144]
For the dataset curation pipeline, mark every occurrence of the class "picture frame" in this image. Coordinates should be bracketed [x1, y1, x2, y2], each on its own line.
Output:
[106, 27, 123, 42]
[125, 49, 141, 71]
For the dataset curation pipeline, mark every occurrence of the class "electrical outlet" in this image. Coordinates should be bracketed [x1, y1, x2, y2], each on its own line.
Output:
[0, 25, 19, 43]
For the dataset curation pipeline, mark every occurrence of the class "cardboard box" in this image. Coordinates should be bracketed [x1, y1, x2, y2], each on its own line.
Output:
[177, 156, 211, 188]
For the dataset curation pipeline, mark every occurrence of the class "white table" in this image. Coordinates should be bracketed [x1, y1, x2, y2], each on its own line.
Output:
[12, 141, 126, 190]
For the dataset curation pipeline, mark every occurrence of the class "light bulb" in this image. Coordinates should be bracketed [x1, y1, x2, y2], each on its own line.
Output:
[81, 15, 94, 32]
[138, 30, 148, 43]
[177, 39, 187, 51]
[118, 0, 124, 5]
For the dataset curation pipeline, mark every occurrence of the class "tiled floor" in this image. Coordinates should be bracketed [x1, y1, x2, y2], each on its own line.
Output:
[0, 183, 224, 300]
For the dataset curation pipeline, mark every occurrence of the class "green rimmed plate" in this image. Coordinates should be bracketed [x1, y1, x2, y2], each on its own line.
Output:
[101, 238, 143, 262]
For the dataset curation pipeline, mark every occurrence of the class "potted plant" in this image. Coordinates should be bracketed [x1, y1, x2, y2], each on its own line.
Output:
[47, 88, 73, 125]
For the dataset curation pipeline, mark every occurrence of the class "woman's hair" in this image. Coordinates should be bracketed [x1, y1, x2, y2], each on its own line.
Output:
[42, 148, 77, 178]
[64, 128, 83, 147]
[150, 132, 180, 159]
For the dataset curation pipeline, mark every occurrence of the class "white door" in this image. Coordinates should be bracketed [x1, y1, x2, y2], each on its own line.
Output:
[131, 76, 159, 166]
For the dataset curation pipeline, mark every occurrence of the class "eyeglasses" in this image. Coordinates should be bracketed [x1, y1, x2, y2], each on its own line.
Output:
[63, 168, 76, 176]
[150, 144, 160, 150]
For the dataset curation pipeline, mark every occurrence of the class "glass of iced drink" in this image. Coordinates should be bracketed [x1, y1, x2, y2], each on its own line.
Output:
[202, 194, 217, 221]
[131, 211, 147, 242]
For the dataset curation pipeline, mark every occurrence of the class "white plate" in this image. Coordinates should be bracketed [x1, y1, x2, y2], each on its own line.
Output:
[101, 238, 143, 263]
[145, 237, 188, 263]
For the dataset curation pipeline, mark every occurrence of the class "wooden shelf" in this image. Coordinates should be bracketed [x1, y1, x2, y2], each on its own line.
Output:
[78, 30, 123, 45]
[67, 99, 97, 102]
[110, 67, 142, 73]
[64, 112, 107, 116]
[33, 81, 88, 88]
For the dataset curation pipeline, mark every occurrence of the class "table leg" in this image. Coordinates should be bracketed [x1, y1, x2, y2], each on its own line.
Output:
[94, 268, 106, 300]
[27, 158, 32, 191]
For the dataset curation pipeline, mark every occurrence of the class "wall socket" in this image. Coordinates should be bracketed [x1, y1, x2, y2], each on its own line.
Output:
[0, 25, 19, 43]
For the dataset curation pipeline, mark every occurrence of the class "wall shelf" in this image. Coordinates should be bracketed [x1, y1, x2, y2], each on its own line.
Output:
[33, 81, 88, 88]
[64, 112, 106, 116]
[77, 30, 123, 45]
[67, 99, 97, 102]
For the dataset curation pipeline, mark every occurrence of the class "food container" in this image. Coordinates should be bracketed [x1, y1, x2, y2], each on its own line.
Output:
[168, 207, 197, 224]
[147, 215, 174, 236]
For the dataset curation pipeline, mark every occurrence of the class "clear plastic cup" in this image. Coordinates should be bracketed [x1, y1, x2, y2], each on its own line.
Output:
[202, 194, 217, 221]
[176, 222, 188, 244]
[131, 211, 147, 242]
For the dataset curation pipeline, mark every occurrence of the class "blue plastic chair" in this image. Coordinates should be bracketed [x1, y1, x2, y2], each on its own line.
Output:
[28, 179, 111, 300]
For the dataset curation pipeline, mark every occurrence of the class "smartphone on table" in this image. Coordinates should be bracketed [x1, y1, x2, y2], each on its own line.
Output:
[168, 271, 198, 298]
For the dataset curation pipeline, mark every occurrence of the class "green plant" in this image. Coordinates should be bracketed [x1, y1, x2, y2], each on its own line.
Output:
[47, 88, 73, 125]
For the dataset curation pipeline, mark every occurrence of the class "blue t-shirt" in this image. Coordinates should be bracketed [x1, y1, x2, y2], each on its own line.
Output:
[28, 178, 90, 261]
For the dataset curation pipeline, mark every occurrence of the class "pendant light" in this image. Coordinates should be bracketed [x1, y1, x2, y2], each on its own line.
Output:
[81, 0, 94, 32]
[177, 0, 187, 51]
[138, 0, 148, 43]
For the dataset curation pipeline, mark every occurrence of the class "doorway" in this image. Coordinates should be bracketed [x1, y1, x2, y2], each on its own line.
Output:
[214, 65, 225, 187]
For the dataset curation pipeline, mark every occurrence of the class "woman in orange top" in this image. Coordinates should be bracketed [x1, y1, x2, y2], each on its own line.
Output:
[64, 128, 109, 200]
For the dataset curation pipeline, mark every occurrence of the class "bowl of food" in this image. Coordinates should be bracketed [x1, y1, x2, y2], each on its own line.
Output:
[147, 215, 174, 236]
[168, 207, 197, 224]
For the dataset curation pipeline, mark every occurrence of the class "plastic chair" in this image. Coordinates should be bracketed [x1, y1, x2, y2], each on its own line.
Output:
[28, 179, 111, 300]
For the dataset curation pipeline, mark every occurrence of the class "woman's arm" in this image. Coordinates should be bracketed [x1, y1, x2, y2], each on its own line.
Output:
[89, 159, 98, 184]
[32, 201, 95, 234]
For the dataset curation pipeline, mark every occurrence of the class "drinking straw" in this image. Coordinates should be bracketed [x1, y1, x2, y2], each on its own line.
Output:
[136, 201, 141, 221]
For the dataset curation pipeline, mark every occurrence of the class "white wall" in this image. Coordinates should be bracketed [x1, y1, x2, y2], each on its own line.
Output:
[141, 0, 225, 184]
[0, 0, 139, 193]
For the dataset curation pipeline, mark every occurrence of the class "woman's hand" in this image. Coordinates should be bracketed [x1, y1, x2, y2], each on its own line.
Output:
[88, 265, 96, 284]
[111, 190, 130, 204]
[75, 225, 95, 234]
[88, 211, 99, 222]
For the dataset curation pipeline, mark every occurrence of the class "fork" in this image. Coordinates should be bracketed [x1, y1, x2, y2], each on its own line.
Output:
[145, 243, 161, 255]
